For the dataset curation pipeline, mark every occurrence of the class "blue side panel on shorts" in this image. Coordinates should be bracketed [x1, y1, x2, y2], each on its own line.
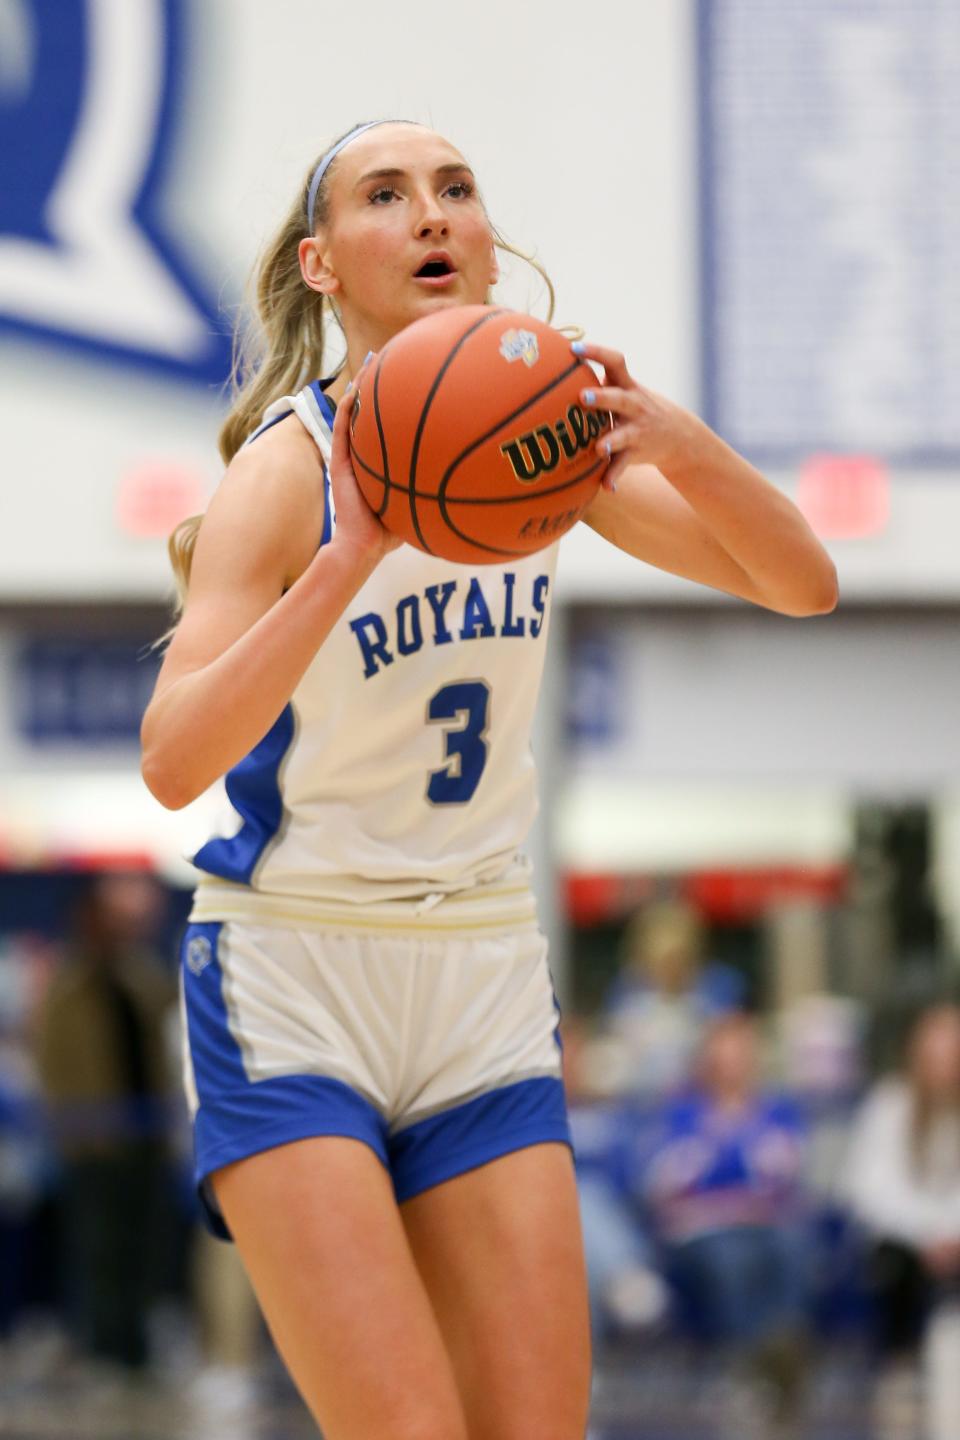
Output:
[389, 1076, 574, 1204]
[180, 923, 389, 1240]
[192, 704, 296, 885]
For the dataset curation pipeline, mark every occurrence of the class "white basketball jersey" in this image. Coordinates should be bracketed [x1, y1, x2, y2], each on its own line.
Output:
[190, 380, 558, 918]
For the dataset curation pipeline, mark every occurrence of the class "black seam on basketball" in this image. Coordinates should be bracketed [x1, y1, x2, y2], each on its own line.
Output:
[351, 449, 389, 488]
[371, 359, 392, 519]
[446, 453, 607, 505]
[435, 457, 606, 557]
[436, 357, 589, 529]
[408, 309, 505, 556]
[348, 451, 604, 505]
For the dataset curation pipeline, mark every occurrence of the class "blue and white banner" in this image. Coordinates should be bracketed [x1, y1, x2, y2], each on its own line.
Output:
[0, 0, 231, 385]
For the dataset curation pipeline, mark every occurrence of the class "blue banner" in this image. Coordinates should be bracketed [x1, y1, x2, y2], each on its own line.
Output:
[16, 637, 161, 745]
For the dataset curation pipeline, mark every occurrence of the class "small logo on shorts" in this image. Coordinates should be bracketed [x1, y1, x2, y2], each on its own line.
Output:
[499, 328, 540, 367]
[186, 935, 213, 976]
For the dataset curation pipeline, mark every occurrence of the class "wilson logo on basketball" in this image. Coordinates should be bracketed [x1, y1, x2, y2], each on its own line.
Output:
[499, 404, 611, 484]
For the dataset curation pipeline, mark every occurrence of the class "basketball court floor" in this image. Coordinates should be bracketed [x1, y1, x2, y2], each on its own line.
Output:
[0, 1335, 876, 1439]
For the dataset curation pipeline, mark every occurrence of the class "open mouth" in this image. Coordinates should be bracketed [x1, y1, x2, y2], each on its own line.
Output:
[415, 257, 455, 278]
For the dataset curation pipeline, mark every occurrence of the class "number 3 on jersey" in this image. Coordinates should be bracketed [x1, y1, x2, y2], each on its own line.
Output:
[426, 681, 491, 805]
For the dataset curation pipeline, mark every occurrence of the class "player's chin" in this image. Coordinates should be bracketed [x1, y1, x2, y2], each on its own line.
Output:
[397, 280, 484, 332]
[408, 275, 486, 308]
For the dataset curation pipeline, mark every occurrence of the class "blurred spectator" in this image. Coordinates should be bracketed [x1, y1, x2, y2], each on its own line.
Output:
[33, 871, 178, 1375]
[584, 900, 745, 1098]
[845, 1002, 960, 1440]
[642, 1012, 810, 1436]
[563, 1015, 669, 1340]
[0, 934, 54, 1340]
[778, 992, 865, 1103]
[0, 1071, 46, 1338]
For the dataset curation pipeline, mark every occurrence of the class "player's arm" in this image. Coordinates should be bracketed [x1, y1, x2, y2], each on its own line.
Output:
[141, 388, 396, 811]
[576, 343, 838, 617]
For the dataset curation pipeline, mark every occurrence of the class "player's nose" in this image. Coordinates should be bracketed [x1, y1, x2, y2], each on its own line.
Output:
[412, 188, 449, 236]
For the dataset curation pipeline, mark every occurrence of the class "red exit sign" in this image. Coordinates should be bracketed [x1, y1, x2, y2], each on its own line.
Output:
[796, 455, 890, 540]
[116, 462, 208, 538]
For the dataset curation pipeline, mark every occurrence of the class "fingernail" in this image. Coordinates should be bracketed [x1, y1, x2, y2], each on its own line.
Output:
[571, 340, 586, 355]
[345, 380, 353, 395]
[603, 439, 612, 456]
[583, 388, 596, 405]
[363, 350, 374, 364]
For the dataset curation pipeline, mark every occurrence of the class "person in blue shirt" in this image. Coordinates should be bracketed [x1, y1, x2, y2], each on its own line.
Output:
[641, 1011, 810, 1430]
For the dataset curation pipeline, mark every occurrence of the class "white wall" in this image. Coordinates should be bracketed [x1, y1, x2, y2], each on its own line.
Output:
[568, 608, 960, 786]
[557, 605, 960, 873]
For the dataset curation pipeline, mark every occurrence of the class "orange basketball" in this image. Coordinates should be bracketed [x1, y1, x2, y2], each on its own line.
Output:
[348, 306, 611, 564]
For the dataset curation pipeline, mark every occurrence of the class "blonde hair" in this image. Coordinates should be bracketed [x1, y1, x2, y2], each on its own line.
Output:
[167, 122, 576, 613]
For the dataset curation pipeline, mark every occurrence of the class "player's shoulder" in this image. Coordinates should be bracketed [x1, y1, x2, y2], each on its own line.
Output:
[201, 412, 327, 588]
[228, 408, 325, 489]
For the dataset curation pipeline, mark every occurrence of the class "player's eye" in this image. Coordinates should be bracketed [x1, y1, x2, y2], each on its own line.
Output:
[367, 181, 475, 206]
[368, 186, 400, 205]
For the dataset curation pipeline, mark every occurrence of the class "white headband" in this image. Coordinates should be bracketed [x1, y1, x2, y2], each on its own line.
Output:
[305, 119, 420, 232]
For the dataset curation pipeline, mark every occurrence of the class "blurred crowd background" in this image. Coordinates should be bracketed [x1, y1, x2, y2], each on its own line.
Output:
[2, 1, 959, 1437]
[4, 847, 960, 1438]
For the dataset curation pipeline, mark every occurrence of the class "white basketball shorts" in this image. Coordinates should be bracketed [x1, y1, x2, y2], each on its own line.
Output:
[179, 919, 571, 1239]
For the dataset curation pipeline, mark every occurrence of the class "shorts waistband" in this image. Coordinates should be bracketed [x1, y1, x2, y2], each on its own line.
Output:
[188, 875, 540, 938]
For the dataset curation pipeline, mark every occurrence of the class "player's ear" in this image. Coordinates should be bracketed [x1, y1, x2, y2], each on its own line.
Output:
[489, 245, 499, 286]
[299, 236, 340, 295]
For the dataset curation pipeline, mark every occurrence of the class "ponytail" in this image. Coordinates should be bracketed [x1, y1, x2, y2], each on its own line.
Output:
[217, 180, 330, 466]
[165, 143, 341, 615]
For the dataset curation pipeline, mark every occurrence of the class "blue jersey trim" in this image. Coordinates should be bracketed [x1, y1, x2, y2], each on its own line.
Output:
[245, 407, 292, 446]
[192, 704, 296, 885]
[306, 379, 335, 544]
[246, 376, 336, 448]
[192, 377, 339, 886]
[320, 459, 333, 546]
[307, 378, 337, 428]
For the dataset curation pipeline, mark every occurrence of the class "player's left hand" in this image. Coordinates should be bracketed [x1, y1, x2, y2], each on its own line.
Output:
[572, 341, 701, 490]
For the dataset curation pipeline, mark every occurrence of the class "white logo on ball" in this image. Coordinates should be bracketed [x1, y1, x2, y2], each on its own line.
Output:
[499, 328, 540, 368]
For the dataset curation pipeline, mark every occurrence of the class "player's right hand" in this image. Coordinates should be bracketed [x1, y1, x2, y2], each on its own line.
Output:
[327, 355, 403, 564]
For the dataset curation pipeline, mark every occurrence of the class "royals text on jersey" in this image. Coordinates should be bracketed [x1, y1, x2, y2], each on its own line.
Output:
[349, 571, 550, 679]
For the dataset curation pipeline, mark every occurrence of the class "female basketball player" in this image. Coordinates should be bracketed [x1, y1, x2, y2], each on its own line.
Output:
[141, 119, 837, 1440]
